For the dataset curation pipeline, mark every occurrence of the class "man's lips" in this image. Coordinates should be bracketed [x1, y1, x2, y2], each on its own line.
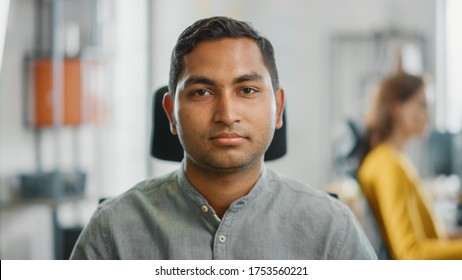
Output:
[210, 132, 247, 146]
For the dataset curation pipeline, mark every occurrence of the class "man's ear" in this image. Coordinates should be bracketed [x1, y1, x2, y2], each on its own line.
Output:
[275, 88, 285, 129]
[162, 92, 178, 135]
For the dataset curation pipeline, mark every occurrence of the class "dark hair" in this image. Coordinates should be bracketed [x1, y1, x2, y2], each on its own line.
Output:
[169, 16, 279, 94]
[365, 73, 425, 149]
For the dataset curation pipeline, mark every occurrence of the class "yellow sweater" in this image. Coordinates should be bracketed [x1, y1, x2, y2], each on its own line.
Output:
[357, 143, 462, 259]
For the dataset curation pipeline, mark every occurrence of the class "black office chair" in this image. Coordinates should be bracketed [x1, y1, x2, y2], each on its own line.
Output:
[333, 118, 368, 178]
[150, 86, 287, 161]
[334, 118, 389, 259]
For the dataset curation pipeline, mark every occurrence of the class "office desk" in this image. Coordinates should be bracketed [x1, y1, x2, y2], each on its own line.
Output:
[0, 195, 84, 259]
[421, 175, 462, 237]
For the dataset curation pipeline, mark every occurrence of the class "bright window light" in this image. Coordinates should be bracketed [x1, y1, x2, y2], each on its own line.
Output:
[0, 0, 11, 73]
[446, 0, 462, 133]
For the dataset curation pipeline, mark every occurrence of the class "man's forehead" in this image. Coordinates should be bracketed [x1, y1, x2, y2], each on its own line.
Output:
[177, 38, 270, 85]
[191, 37, 259, 51]
[184, 38, 264, 64]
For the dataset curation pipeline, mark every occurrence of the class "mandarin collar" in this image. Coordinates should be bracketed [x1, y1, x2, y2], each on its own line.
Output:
[176, 161, 267, 211]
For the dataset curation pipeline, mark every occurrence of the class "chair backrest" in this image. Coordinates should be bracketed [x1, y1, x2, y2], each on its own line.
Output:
[333, 118, 368, 178]
[150, 86, 287, 161]
[334, 118, 390, 259]
[361, 198, 390, 259]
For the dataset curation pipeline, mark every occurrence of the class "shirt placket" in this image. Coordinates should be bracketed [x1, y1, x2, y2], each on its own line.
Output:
[212, 209, 235, 260]
[212, 198, 247, 260]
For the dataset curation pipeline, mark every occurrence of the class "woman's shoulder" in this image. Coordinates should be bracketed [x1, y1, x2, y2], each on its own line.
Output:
[358, 143, 405, 180]
[364, 144, 401, 166]
[371, 143, 399, 158]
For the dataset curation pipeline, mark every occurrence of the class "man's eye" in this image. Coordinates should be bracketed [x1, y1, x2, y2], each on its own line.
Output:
[241, 87, 256, 94]
[192, 89, 209, 96]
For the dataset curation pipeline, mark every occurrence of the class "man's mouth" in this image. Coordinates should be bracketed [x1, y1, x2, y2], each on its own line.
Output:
[210, 132, 247, 146]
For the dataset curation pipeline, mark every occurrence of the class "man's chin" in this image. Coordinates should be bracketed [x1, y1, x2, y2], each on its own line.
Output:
[205, 160, 252, 173]
[199, 154, 262, 173]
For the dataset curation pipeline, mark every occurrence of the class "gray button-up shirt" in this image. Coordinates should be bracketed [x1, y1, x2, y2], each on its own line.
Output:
[70, 167, 377, 259]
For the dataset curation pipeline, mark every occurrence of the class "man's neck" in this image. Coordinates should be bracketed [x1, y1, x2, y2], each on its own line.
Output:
[183, 158, 264, 218]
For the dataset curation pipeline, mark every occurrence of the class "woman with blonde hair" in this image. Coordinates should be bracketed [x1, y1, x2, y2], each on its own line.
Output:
[357, 73, 462, 259]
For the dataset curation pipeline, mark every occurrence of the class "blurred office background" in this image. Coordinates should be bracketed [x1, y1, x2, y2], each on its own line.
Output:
[0, 0, 461, 259]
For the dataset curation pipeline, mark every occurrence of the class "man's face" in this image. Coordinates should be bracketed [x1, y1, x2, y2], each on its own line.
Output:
[163, 38, 284, 173]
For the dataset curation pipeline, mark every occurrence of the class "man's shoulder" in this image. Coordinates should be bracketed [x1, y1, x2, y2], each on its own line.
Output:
[263, 169, 377, 260]
[266, 169, 335, 199]
[97, 169, 180, 212]
[265, 169, 349, 214]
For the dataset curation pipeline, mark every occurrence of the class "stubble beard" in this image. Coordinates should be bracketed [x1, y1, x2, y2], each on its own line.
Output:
[181, 130, 274, 175]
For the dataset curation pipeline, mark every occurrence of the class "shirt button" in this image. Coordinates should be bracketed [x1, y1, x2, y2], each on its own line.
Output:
[218, 235, 226, 243]
[201, 205, 209, 213]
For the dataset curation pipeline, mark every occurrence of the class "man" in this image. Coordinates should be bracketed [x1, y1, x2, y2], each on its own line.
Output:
[71, 16, 377, 259]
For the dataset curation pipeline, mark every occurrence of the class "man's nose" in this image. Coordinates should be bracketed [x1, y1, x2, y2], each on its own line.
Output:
[212, 93, 241, 126]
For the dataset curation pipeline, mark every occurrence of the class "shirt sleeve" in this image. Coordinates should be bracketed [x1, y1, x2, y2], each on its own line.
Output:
[69, 205, 117, 260]
[333, 204, 378, 260]
[373, 162, 462, 259]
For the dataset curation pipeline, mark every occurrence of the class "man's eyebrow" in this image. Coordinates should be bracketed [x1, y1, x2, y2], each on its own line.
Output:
[184, 76, 216, 87]
[233, 73, 264, 84]
[183, 73, 264, 88]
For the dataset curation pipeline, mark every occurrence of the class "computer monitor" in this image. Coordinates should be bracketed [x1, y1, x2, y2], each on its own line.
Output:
[452, 132, 462, 180]
[426, 130, 453, 176]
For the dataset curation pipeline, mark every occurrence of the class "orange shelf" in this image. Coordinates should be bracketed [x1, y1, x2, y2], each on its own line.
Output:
[34, 58, 82, 127]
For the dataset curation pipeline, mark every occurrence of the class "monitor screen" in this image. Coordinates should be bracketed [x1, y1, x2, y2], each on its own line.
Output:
[426, 130, 453, 176]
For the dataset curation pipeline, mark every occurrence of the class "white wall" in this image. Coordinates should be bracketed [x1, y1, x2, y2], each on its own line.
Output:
[150, 0, 436, 188]
[0, 0, 54, 260]
[0, 0, 36, 188]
